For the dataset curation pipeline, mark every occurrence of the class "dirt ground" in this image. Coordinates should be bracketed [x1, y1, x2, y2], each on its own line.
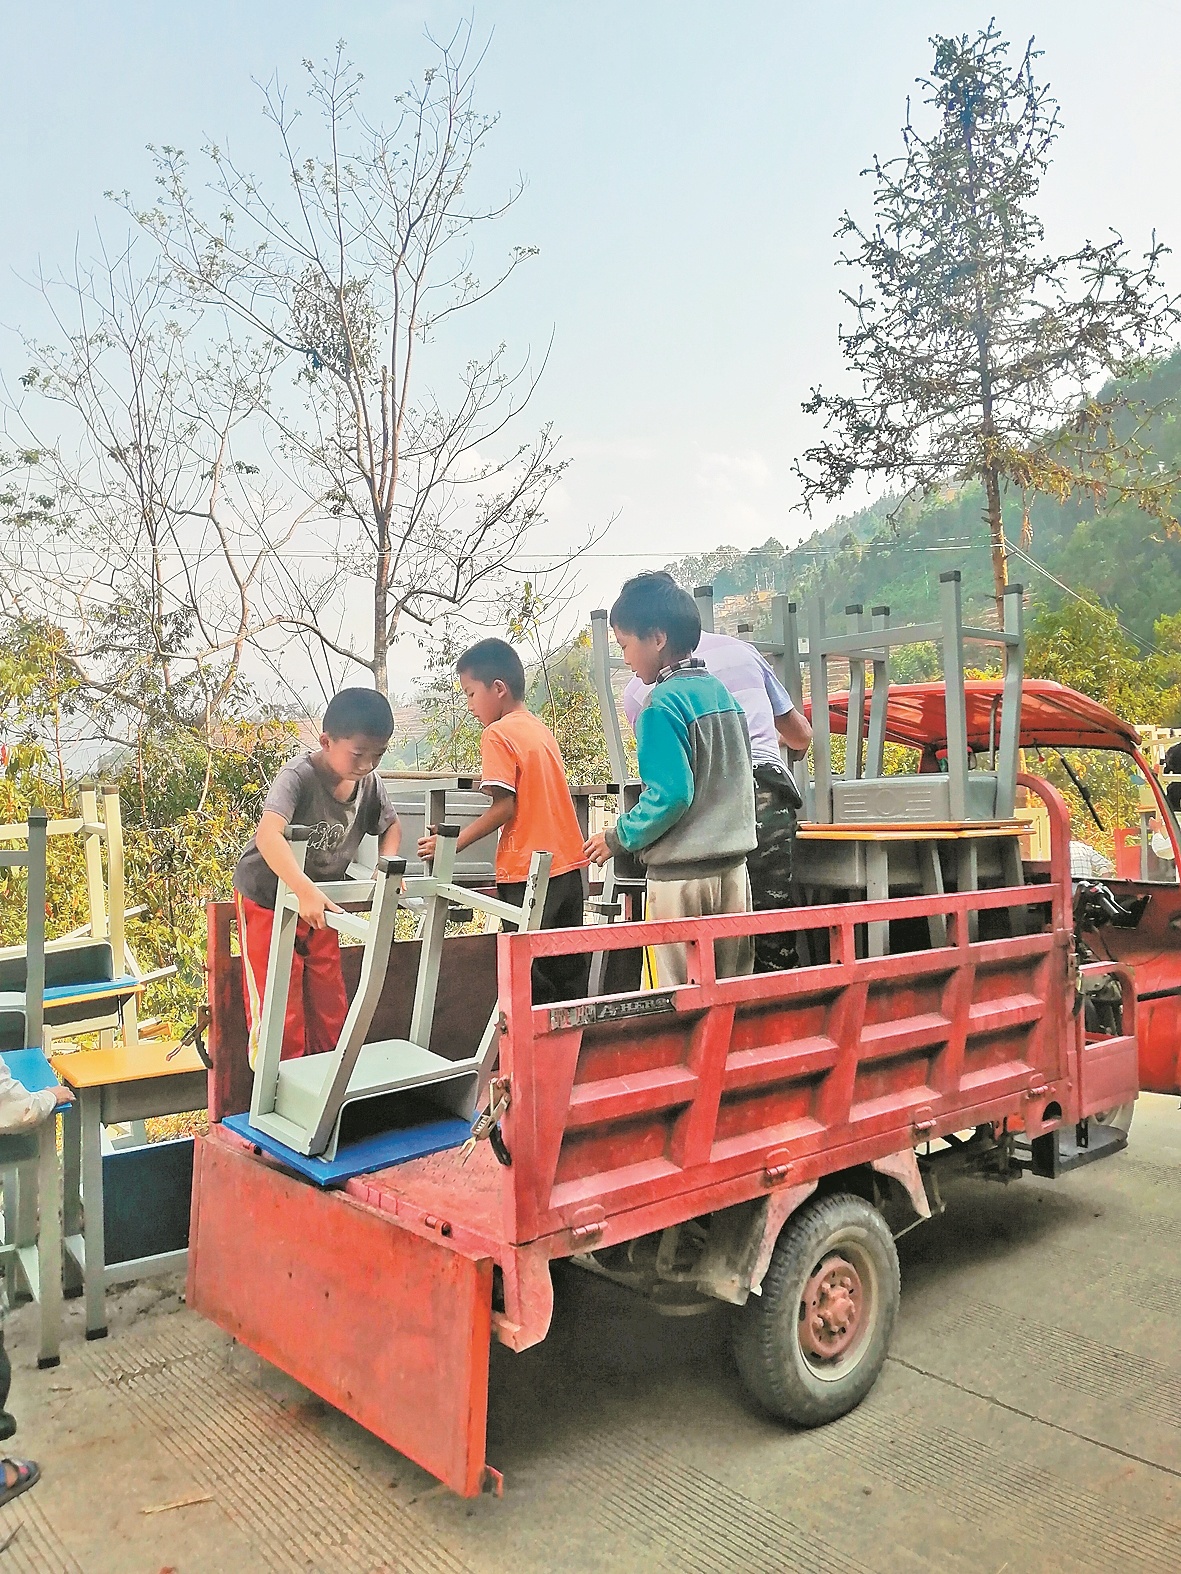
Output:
[2, 1094, 1179, 1573]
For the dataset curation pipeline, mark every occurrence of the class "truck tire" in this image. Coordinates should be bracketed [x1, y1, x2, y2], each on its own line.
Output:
[1092, 1102, 1135, 1135]
[733, 1191, 900, 1427]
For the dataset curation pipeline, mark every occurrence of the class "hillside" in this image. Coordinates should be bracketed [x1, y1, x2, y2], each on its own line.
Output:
[667, 352, 1181, 640]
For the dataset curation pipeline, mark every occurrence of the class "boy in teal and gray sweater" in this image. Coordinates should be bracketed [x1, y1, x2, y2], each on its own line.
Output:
[583, 573, 757, 984]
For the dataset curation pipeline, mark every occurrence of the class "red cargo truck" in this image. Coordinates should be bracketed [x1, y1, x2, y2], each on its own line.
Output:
[189, 696, 1147, 1497]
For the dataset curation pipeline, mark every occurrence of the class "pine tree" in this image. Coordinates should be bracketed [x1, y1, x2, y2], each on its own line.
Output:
[797, 23, 1181, 619]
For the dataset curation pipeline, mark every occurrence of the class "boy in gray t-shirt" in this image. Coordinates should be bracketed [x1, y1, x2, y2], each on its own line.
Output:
[233, 689, 400, 1064]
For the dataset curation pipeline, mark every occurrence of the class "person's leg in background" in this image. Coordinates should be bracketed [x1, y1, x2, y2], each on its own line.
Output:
[299, 923, 350, 1055]
[497, 868, 590, 1004]
[236, 891, 308, 1064]
[0, 1307, 39, 1507]
[533, 869, 590, 1003]
[0, 1313, 14, 1442]
[747, 779, 799, 971]
[644, 877, 694, 986]
[647, 867, 753, 985]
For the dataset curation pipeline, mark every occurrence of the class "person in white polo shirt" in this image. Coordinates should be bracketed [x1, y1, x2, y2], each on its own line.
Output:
[623, 578, 813, 970]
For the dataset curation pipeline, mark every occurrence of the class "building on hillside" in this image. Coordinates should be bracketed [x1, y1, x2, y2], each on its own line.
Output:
[714, 589, 773, 635]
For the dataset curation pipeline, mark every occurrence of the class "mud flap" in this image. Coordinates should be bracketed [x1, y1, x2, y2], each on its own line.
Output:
[1077, 1029, 1140, 1120]
[189, 1128, 492, 1497]
[1027, 1119, 1128, 1177]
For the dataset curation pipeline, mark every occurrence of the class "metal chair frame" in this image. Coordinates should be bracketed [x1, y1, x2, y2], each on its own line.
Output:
[807, 573, 1025, 826]
[0, 784, 174, 1051]
[248, 826, 551, 1159]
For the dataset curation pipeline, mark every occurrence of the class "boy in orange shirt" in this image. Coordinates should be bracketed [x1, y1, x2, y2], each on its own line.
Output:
[417, 638, 589, 1003]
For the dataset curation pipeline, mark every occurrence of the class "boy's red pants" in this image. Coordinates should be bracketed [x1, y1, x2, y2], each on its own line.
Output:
[235, 891, 349, 1065]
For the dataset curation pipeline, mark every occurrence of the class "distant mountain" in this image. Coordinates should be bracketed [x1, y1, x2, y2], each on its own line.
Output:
[665, 351, 1181, 641]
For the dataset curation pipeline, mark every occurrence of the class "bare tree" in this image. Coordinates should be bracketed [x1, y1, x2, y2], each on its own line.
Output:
[1, 243, 303, 795]
[124, 27, 579, 693]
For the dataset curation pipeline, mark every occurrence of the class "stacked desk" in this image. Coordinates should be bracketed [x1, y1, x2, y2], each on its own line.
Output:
[795, 820, 1029, 955]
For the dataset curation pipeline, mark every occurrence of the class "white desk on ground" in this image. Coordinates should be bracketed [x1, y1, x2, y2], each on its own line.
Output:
[51, 1042, 206, 1340]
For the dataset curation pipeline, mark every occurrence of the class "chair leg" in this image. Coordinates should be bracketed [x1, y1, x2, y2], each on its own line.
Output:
[36, 1116, 62, 1368]
[588, 864, 619, 997]
[62, 1103, 83, 1298]
[921, 844, 949, 948]
[80, 1089, 107, 1339]
[866, 843, 890, 958]
[957, 844, 980, 942]
[1002, 839, 1028, 936]
[1, 1169, 16, 1306]
[14, 1158, 36, 1259]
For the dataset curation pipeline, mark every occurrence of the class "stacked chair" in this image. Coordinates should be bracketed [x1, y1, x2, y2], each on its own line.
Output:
[0, 784, 173, 1056]
[238, 825, 552, 1179]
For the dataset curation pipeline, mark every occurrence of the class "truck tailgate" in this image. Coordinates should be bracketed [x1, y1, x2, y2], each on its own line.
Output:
[188, 1126, 493, 1497]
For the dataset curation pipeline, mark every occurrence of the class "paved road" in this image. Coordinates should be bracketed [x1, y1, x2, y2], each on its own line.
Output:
[5, 1094, 1180, 1572]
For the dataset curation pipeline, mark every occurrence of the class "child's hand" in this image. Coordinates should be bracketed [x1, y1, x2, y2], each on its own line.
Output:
[298, 884, 342, 930]
[54, 1086, 76, 1107]
[417, 831, 438, 863]
[584, 831, 612, 866]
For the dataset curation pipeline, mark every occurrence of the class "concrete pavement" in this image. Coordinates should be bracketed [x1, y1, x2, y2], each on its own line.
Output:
[2, 1093, 1179, 1571]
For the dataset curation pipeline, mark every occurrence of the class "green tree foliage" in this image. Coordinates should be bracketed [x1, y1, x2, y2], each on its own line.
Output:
[797, 23, 1181, 619]
[414, 633, 485, 775]
[1, 627, 297, 1025]
[0, 621, 83, 810]
[110, 722, 298, 1023]
[506, 583, 615, 784]
[523, 632, 614, 785]
[665, 353, 1181, 641]
[1024, 599, 1181, 854]
[0, 775, 91, 953]
[1025, 601, 1169, 721]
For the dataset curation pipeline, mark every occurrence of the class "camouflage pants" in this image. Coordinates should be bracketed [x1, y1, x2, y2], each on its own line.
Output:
[748, 782, 798, 972]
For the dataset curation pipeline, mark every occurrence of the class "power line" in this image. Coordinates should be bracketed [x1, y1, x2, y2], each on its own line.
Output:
[10, 536, 1165, 658]
[1006, 542, 1162, 657]
[142, 540, 979, 561]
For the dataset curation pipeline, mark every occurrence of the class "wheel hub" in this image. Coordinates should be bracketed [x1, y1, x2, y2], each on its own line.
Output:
[799, 1255, 863, 1360]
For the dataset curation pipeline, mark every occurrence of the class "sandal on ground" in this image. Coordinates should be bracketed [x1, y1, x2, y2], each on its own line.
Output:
[0, 1458, 39, 1508]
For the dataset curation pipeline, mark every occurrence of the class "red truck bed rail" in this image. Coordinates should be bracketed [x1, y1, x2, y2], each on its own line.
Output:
[499, 882, 1073, 1250]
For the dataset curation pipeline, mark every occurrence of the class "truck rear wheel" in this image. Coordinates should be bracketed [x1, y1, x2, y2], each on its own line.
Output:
[1092, 1102, 1135, 1135]
[733, 1192, 900, 1427]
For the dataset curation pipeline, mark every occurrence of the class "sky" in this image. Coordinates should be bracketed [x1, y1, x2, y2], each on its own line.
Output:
[2, 1, 1180, 697]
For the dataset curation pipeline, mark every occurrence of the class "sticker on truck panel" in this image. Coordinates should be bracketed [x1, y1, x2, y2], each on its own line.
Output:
[548, 991, 677, 1030]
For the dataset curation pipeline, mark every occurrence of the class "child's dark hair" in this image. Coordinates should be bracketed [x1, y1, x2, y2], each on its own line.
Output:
[456, 638, 526, 700]
[610, 572, 701, 660]
[322, 687, 395, 740]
